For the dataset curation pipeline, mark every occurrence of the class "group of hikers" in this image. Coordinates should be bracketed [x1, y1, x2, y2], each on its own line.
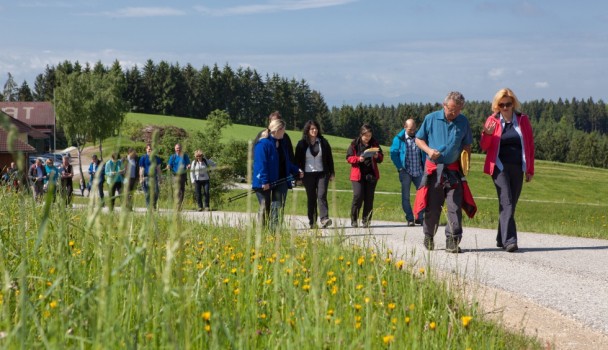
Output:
[2, 88, 534, 254]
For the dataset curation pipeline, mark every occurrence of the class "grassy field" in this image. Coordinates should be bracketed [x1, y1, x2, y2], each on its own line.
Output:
[91, 113, 608, 239]
[0, 189, 541, 349]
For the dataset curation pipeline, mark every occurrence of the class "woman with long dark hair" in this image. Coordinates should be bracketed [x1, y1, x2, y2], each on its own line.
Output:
[346, 124, 383, 227]
[294, 120, 335, 229]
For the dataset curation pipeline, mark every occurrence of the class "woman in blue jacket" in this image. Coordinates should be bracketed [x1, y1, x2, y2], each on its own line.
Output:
[253, 119, 302, 231]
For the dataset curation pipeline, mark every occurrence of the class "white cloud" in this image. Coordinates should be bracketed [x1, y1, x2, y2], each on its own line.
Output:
[488, 68, 505, 80]
[535, 81, 549, 88]
[102, 7, 186, 18]
[194, 0, 357, 16]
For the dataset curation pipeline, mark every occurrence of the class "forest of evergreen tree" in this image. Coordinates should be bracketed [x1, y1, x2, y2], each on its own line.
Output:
[3, 59, 608, 168]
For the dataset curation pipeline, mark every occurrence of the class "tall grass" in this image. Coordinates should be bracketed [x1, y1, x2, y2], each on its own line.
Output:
[0, 188, 540, 349]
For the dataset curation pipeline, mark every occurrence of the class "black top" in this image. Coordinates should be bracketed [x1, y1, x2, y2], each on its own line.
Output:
[499, 122, 523, 165]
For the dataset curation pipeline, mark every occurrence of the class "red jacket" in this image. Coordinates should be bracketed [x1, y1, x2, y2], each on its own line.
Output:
[480, 113, 535, 176]
[346, 138, 383, 181]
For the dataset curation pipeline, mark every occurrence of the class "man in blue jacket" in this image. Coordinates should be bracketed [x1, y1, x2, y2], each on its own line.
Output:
[390, 118, 424, 226]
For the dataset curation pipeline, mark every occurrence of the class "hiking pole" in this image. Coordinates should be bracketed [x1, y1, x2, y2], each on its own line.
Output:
[227, 175, 295, 202]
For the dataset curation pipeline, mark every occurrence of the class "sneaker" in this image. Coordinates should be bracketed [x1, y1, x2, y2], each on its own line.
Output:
[505, 243, 518, 253]
[407, 221, 415, 227]
[496, 241, 505, 249]
[321, 218, 332, 228]
[204, 207, 211, 211]
[197, 207, 203, 212]
[423, 235, 434, 250]
[414, 219, 423, 225]
[351, 220, 358, 228]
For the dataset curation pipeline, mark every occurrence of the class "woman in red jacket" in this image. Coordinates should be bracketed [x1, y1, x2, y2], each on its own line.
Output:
[346, 124, 383, 227]
[480, 88, 535, 253]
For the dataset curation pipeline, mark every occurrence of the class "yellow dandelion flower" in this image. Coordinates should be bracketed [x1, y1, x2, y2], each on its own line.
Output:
[279, 258, 285, 263]
[264, 279, 272, 285]
[382, 280, 388, 287]
[355, 322, 361, 329]
[233, 288, 240, 295]
[231, 268, 237, 274]
[357, 257, 365, 266]
[302, 284, 311, 292]
[387, 303, 396, 310]
[429, 321, 436, 330]
[331, 285, 338, 295]
[356, 284, 363, 290]
[202, 311, 211, 321]
[196, 262, 204, 269]
[391, 317, 398, 325]
[327, 309, 334, 316]
[354, 304, 362, 311]
[49, 267, 55, 274]
[46, 281, 52, 287]
[419, 267, 425, 274]
[346, 261, 351, 267]
[409, 303, 415, 311]
[395, 260, 405, 269]
[204, 324, 211, 332]
[43, 310, 51, 318]
[49, 300, 58, 309]
[259, 313, 266, 319]
[285, 268, 292, 275]
[335, 318, 341, 325]
[385, 258, 392, 264]
[405, 316, 411, 325]
[382, 335, 395, 344]
[364, 297, 370, 304]
[68, 241, 74, 247]
[387, 249, 393, 255]
[223, 278, 230, 284]
[293, 280, 300, 286]
[461, 316, 473, 327]
[338, 255, 344, 261]
[327, 271, 335, 277]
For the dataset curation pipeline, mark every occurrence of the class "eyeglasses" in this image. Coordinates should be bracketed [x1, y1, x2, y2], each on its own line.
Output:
[498, 102, 513, 109]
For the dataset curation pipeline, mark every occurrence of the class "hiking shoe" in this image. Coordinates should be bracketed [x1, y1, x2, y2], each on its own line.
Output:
[415, 219, 423, 225]
[407, 221, 415, 227]
[197, 207, 203, 212]
[446, 238, 462, 254]
[505, 243, 518, 253]
[423, 235, 434, 250]
[321, 218, 332, 228]
[497, 241, 505, 249]
[351, 221, 358, 228]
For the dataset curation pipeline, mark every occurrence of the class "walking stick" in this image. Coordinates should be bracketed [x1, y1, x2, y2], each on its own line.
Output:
[227, 175, 295, 202]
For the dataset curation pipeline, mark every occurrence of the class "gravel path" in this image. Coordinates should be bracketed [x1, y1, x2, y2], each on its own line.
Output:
[178, 210, 608, 349]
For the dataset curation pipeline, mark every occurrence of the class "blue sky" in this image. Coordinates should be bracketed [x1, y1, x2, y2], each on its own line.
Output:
[1, 0, 607, 106]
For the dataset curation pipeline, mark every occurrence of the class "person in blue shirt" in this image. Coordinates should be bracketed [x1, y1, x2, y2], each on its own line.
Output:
[139, 144, 163, 210]
[415, 91, 473, 253]
[390, 118, 425, 226]
[105, 152, 125, 211]
[166, 143, 190, 210]
[253, 119, 302, 231]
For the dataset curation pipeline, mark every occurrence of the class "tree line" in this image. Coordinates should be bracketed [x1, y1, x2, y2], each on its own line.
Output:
[2, 60, 608, 168]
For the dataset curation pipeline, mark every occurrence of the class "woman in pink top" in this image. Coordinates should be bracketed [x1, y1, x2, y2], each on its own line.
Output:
[480, 88, 535, 253]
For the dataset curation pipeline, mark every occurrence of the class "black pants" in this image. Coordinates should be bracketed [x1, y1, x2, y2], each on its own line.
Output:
[302, 172, 330, 226]
[173, 174, 187, 209]
[126, 177, 137, 210]
[61, 179, 73, 205]
[109, 182, 123, 210]
[492, 163, 523, 246]
[194, 180, 210, 209]
[351, 179, 376, 225]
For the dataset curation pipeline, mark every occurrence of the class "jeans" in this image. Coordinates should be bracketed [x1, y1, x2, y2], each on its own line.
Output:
[142, 176, 160, 209]
[194, 180, 210, 209]
[399, 169, 423, 221]
[255, 182, 288, 232]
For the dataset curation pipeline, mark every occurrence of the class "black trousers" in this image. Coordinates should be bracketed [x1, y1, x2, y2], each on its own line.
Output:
[492, 163, 524, 246]
[173, 174, 187, 209]
[351, 179, 376, 225]
[302, 172, 330, 226]
[194, 180, 210, 209]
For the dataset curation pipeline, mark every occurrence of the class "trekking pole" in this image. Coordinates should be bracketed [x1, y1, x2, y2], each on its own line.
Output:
[227, 175, 295, 202]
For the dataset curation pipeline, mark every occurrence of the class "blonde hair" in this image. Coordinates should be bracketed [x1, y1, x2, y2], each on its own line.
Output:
[260, 119, 286, 139]
[491, 88, 521, 114]
[194, 149, 204, 158]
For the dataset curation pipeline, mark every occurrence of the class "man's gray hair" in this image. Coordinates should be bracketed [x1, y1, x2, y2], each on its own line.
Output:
[444, 91, 465, 107]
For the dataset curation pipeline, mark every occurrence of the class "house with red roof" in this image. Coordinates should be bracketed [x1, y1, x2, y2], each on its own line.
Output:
[0, 101, 55, 152]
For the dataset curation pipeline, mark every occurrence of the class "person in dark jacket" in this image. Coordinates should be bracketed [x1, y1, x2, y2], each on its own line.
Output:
[346, 124, 384, 228]
[252, 118, 302, 231]
[294, 120, 335, 229]
[59, 156, 73, 206]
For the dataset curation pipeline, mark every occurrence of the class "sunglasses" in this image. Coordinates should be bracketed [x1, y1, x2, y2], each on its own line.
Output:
[498, 102, 513, 109]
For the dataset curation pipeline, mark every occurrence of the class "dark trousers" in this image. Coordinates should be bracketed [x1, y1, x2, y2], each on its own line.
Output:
[173, 174, 187, 209]
[302, 172, 330, 226]
[61, 179, 73, 205]
[255, 182, 288, 231]
[351, 179, 376, 225]
[142, 177, 159, 209]
[422, 172, 463, 239]
[126, 177, 137, 210]
[97, 179, 105, 204]
[109, 182, 123, 210]
[492, 163, 524, 246]
[194, 180, 210, 209]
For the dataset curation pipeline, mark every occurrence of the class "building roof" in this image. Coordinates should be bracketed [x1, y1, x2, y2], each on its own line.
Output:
[0, 111, 48, 139]
[0, 127, 37, 153]
[0, 101, 55, 127]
